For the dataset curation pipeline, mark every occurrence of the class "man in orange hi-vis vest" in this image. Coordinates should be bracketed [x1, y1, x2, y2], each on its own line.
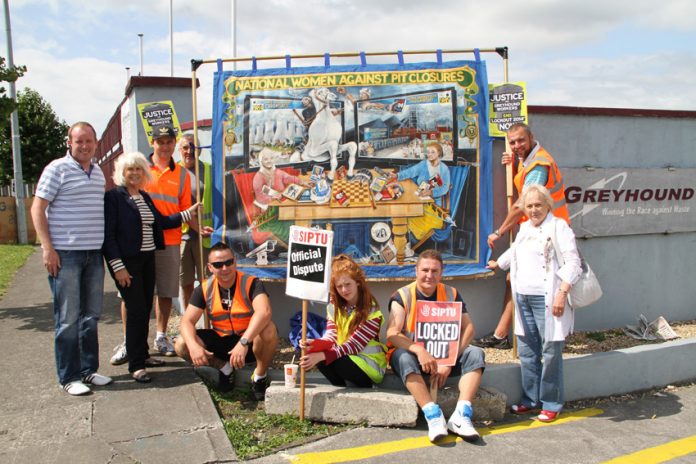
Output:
[387, 249, 485, 443]
[476, 123, 570, 350]
[175, 242, 278, 399]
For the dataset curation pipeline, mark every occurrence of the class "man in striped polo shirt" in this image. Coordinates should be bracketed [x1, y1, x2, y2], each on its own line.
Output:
[31, 121, 113, 396]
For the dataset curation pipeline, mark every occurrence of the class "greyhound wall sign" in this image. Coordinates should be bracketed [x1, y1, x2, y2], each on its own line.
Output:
[210, 59, 493, 279]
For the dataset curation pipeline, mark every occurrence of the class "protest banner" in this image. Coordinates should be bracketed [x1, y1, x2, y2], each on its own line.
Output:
[286, 225, 333, 420]
[415, 300, 461, 366]
[488, 82, 527, 137]
[286, 226, 333, 302]
[137, 100, 182, 145]
[210, 59, 493, 280]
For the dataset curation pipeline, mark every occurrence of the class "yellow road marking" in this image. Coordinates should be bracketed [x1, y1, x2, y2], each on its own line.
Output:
[288, 407, 604, 464]
[602, 434, 696, 464]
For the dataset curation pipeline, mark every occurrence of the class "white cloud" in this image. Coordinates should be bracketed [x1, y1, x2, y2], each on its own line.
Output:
[15, 48, 127, 135]
[3, 0, 694, 136]
[524, 52, 696, 109]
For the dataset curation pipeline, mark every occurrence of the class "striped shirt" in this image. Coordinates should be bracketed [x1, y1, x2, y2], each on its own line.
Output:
[34, 152, 105, 250]
[107, 195, 192, 273]
[321, 315, 383, 365]
[108, 195, 157, 273]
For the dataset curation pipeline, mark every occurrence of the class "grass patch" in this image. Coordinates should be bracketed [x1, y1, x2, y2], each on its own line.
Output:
[209, 385, 351, 460]
[0, 245, 34, 297]
[586, 331, 607, 343]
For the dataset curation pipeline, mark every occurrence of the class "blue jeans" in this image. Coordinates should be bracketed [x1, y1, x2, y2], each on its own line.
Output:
[516, 293, 564, 412]
[390, 345, 486, 385]
[49, 250, 105, 385]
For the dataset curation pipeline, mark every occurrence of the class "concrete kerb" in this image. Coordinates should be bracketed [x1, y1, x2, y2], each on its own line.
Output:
[479, 337, 696, 405]
[233, 337, 696, 425]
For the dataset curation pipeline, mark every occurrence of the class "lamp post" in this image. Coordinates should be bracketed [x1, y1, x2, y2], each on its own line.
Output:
[138, 33, 144, 75]
[3, 0, 27, 244]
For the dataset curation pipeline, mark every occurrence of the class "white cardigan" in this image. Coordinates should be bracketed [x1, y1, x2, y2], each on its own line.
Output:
[497, 214, 582, 341]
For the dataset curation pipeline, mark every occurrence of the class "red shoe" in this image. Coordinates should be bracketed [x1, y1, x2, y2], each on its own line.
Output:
[510, 404, 540, 415]
[537, 410, 560, 422]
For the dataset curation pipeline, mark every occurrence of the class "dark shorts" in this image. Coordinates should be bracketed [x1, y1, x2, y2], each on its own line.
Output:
[390, 345, 486, 385]
[197, 329, 256, 364]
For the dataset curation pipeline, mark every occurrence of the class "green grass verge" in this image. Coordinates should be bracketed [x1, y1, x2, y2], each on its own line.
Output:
[0, 244, 35, 297]
[209, 385, 352, 460]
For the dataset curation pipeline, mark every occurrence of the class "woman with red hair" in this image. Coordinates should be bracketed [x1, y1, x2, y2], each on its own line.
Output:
[300, 255, 387, 387]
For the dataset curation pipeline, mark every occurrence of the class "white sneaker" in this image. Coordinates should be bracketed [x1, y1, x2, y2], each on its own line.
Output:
[425, 408, 449, 442]
[447, 409, 480, 442]
[83, 373, 113, 386]
[62, 380, 91, 396]
[110, 342, 128, 365]
[153, 336, 176, 356]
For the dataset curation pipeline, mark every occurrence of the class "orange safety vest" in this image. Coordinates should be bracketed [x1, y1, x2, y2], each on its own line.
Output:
[201, 271, 255, 336]
[513, 146, 570, 224]
[147, 157, 192, 245]
[386, 281, 458, 360]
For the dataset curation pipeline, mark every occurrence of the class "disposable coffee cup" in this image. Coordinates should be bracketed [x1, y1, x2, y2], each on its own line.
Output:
[284, 363, 298, 388]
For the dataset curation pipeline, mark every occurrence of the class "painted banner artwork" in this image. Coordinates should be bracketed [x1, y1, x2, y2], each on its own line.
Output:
[415, 300, 462, 366]
[211, 59, 493, 279]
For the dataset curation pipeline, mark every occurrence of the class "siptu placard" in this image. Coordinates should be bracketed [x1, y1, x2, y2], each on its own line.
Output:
[286, 226, 333, 302]
[415, 301, 461, 366]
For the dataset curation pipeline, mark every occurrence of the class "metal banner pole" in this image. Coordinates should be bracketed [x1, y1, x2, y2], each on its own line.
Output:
[191, 67, 209, 329]
[501, 49, 518, 358]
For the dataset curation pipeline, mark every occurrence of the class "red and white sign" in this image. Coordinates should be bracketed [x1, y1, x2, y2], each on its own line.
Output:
[414, 301, 461, 366]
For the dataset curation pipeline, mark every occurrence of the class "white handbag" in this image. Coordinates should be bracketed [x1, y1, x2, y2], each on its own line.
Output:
[550, 222, 602, 309]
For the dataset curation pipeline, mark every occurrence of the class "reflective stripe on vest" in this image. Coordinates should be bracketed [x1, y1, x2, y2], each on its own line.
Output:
[513, 147, 570, 224]
[180, 162, 213, 247]
[399, 282, 456, 340]
[148, 163, 187, 207]
[202, 272, 255, 336]
[329, 303, 387, 383]
[149, 192, 179, 204]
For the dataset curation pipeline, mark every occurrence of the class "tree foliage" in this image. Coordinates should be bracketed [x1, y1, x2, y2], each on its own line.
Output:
[0, 88, 69, 184]
[0, 56, 26, 130]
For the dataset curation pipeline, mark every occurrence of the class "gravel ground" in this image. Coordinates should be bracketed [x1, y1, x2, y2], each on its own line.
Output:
[168, 316, 696, 368]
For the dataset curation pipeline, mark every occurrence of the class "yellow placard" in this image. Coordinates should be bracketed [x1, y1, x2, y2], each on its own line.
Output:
[137, 100, 181, 145]
[488, 82, 527, 137]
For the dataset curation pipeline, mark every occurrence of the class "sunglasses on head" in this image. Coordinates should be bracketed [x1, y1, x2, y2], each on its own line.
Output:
[209, 258, 235, 269]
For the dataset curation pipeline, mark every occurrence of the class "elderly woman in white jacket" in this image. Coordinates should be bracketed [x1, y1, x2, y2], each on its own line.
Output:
[487, 184, 581, 422]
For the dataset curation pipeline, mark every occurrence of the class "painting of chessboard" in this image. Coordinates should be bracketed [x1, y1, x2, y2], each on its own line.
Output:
[330, 178, 373, 207]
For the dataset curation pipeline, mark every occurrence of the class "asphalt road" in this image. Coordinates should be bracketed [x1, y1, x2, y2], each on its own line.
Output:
[252, 383, 696, 464]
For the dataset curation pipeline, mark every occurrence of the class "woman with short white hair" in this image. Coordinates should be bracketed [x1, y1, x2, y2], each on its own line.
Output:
[103, 152, 198, 383]
[487, 184, 581, 422]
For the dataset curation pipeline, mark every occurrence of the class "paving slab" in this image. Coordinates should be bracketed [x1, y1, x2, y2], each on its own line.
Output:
[0, 249, 236, 463]
[265, 382, 419, 426]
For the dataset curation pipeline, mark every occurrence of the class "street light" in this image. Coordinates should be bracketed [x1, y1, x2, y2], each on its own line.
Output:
[138, 33, 144, 75]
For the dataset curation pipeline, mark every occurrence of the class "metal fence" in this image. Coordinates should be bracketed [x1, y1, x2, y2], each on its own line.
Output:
[0, 182, 36, 197]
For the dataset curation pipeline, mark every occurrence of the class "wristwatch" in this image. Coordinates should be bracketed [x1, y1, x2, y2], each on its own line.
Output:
[239, 337, 250, 347]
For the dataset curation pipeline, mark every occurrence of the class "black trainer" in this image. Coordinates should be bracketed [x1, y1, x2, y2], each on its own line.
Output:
[194, 366, 234, 393]
[472, 334, 512, 349]
[250, 374, 270, 401]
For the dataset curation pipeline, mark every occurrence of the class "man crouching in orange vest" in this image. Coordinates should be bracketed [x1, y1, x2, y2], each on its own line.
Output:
[176, 242, 278, 399]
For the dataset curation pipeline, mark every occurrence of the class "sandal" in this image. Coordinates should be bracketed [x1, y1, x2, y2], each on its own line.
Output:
[537, 410, 559, 422]
[132, 369, 152, 383]
[144, 357, 165, 367]
[510, 403, 540, 415]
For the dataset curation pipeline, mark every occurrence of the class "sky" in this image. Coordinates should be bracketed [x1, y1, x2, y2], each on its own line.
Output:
[1, 0, 695, 136]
